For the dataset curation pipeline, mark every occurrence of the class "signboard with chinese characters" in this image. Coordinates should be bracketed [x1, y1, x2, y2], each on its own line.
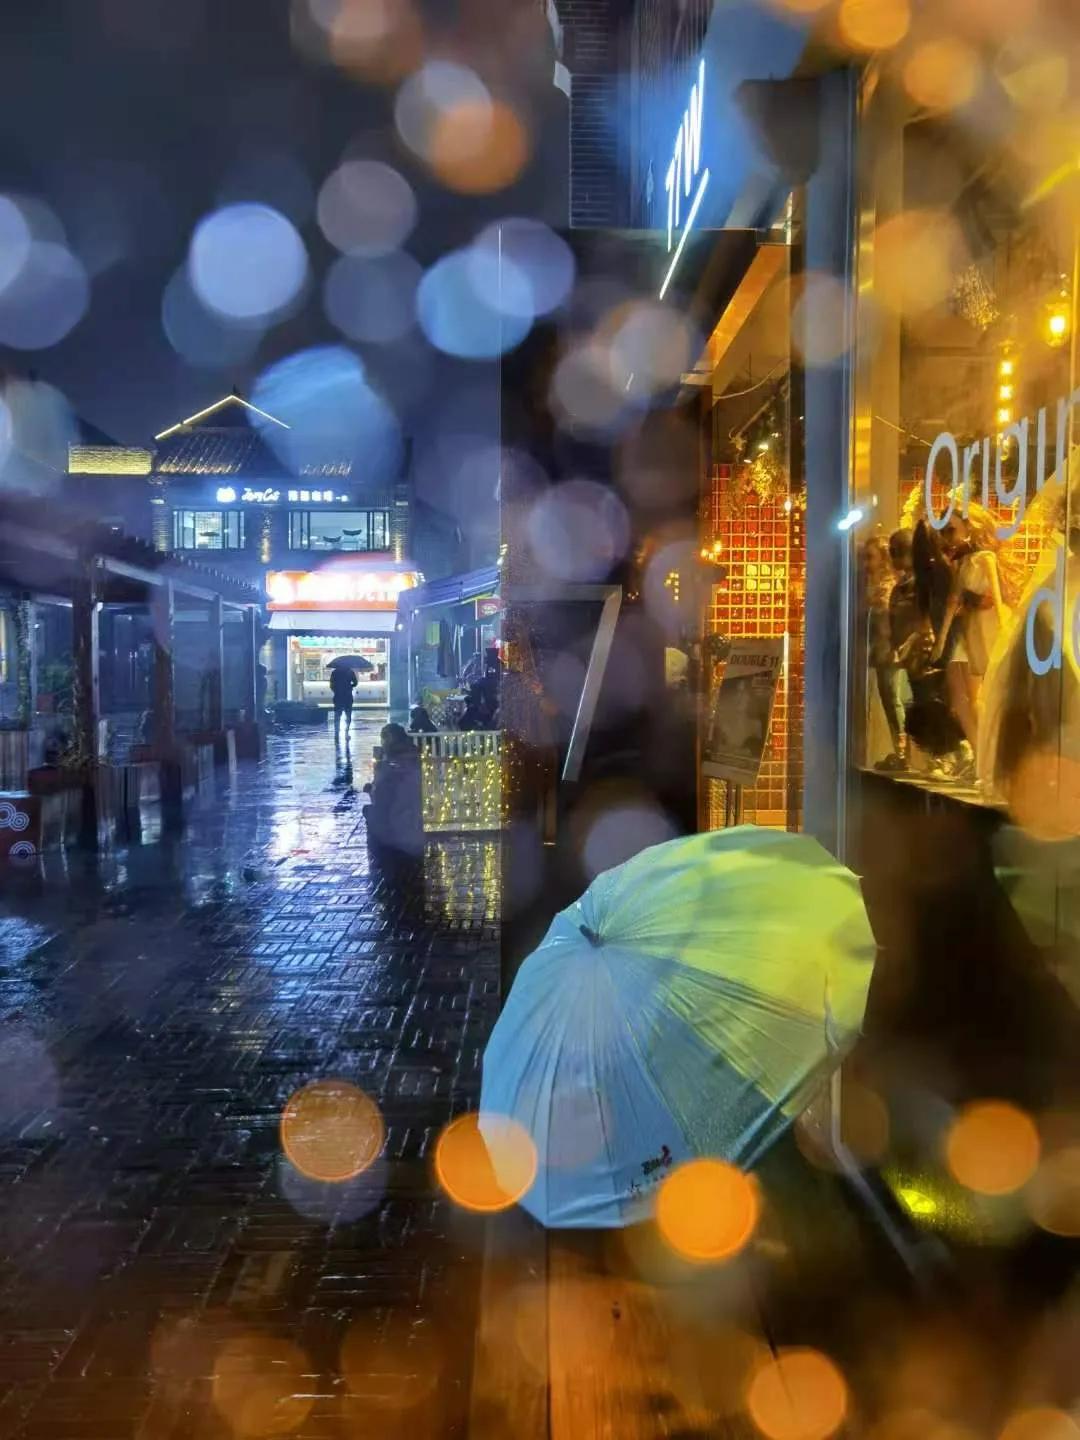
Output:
[266, 569, 419, 611]
[216, 485, 351, 505]
[702, 638, 784, 786]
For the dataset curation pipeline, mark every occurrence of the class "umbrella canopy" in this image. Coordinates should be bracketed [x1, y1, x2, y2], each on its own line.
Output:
[326, 655, 373, 672]
[480, 826, 877, 1228]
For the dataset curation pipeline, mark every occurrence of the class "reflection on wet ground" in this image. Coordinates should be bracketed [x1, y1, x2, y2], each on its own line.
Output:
[0, 719, 498, 1438]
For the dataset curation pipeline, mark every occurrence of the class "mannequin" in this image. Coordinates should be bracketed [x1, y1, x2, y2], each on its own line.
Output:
[931, 504, 1011, 779]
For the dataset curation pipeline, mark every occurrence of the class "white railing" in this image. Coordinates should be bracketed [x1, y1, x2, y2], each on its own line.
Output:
[416, 730, 502, 832]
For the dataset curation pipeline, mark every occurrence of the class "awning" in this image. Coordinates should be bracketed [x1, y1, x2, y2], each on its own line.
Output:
[268, 610, 398, 635]
[397, 565, 499, 617]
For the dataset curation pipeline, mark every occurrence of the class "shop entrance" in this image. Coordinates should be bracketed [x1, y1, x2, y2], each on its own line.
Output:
[287, 635, 389, 708]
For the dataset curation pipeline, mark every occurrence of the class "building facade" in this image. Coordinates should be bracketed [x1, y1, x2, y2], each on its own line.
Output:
[68, 392, 420, 714]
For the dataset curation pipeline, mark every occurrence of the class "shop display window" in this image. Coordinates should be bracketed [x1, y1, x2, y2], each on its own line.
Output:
[172, 509, 245, 550]
[854, 87, 1079, 830]
[288, 509, 391, 552]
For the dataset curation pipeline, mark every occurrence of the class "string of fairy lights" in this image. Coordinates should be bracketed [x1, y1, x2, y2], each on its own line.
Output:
[419, 733, 502, 833]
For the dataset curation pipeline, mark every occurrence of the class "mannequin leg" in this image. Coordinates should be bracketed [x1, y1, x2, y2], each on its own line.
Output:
[947, 661, 978, 749]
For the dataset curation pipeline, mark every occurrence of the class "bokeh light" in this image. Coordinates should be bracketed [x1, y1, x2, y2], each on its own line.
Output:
[581, 799, 679, 879]
[252, 346, 403, 482]
[792, 271, 852, 366]
[162, 265, 264, 370]
[873, 209, 967, 318]
[317, 159, 417, 256]
[656, 1159, 760, 1263]
[279, 1079, 384, 1183]
[765, 0, 831, 11]
[435, 1111, 537, 1212]
[902, 39, 980, 111]
[277, 1151, 388, 1224]
[324, 249, 420, 343]
[606, 300, 699, 400]
[550, 341, 630, 435]
[395, 61, 490, 160]
[999, 1409, 1080, 1440]
[211, 1334, 313, 1437]
[417, 248, 532, 359]
[340, 1310, 443, 1411]
[525, 479, 630, 583]
[746, 1348, 849, 1440]
[328, 0, 423, 82]
[472, 218, 575, 319]
[429, 100, 530, 194]
[188, 203, 307, 322]
[1025, 1146, 1080, 1237]
[0, 241, 89, 349]
[944, 1100, 1040, 1196]
[838, 0, 911, 51]
[0, 196, 32, 296]
[996, 38, 1069, 114]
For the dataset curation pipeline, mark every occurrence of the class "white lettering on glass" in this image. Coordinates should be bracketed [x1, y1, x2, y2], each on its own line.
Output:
[927, 388, 1080, 675]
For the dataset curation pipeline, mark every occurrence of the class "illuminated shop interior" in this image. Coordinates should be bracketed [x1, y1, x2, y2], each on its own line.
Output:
[700, 244, 804, 831]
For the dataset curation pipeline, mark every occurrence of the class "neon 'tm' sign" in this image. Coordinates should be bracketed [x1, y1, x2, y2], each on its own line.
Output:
[660, 58, 710, 301]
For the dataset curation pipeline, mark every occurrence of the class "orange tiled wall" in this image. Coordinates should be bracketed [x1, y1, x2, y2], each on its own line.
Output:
[703, 475, 806, 831]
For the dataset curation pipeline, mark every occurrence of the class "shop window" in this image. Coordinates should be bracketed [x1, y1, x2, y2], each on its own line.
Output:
[288, 509, 392, 551]
[854, 91, 1079, 822]
[172, 510, 245, 551]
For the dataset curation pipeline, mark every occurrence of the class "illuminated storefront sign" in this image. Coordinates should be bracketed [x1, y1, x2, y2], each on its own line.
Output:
[266, 569, 419, 611]
[659, 58, 709, 302]
[216, 486, 351, 504]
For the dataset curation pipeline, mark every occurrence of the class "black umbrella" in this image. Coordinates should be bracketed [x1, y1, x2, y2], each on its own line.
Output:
[326, 655, 374, 672]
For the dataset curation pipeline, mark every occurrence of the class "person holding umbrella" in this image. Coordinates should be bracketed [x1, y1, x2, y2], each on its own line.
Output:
[328, 658, 359, 742]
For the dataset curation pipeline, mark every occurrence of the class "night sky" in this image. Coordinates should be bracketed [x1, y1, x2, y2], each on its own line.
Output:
[0, 0, 565, 485]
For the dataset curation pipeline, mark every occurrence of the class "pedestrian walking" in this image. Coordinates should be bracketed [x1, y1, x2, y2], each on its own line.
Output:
[329, 663, 358, 742]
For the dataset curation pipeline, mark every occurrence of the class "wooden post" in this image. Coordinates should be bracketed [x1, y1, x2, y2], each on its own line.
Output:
[15, 598, 35, 728]
[241, 605, 258, 721]
[71, 560, 101, 768]
[72, 560, 101, 847]
[207, 595, 224, 732]
[151, 582, 175, 752]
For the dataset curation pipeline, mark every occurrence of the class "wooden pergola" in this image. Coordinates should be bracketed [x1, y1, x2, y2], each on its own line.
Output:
[0, 496, 262, 799]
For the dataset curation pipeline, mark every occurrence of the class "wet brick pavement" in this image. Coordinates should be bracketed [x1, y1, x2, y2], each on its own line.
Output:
[0, 720, 500, 1438]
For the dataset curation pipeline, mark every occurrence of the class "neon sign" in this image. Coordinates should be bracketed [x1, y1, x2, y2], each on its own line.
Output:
[266, 569, 419, 611]
[215, 486, 351, 504]
[659, 58, 710, 302]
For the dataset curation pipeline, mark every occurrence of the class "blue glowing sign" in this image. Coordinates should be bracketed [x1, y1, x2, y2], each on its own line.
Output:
[660, 60, 710, 301]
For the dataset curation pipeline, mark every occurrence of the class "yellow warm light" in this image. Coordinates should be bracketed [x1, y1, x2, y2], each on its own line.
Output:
[998, 1408, 1080, 1440]
[434, 1112, 537, 1213]
[999, 358, 1014, 377]
[902, 38, 979, 111]
[898, 1186, 938, 1217]
[945, 1100, 1040, 1196]
[746, 1348, 849, 1440]
[998, 384, 1014, 401]
[1047, 308, 1070, 343]
[838, 0, 911, 52]
[997, 408, 1013, 426]
[154, 392, 289, 441]
[1025, 1144, 1080, 1236]
[429, 100, 530, 195]
[656, 1159, 760, 1263]
[212, 1335, 313, 1438]
[280, 1080, 384, 1182]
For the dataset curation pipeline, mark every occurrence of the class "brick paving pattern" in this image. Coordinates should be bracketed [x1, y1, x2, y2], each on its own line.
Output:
[0, 722, 500, 1438]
